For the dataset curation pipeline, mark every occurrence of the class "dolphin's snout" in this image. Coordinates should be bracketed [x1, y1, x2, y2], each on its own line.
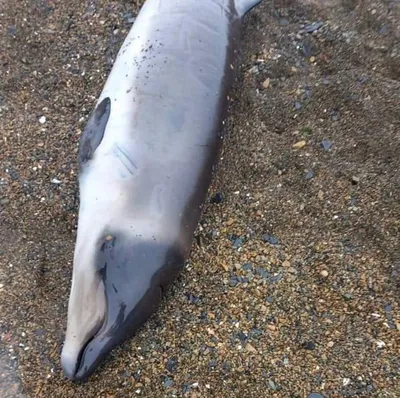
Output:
[62, 237, 186, 380]
[61, 348, 79, 380]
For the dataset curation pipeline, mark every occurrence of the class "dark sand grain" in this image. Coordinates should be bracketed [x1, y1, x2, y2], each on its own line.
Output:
[0, 0, 399, 397]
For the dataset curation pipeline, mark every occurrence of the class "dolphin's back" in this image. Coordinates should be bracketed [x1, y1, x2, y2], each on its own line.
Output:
[79, 0, 240, 248]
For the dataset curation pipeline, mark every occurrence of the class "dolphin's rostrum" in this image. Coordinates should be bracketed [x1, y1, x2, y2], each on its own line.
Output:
[61, 0, 263, 381]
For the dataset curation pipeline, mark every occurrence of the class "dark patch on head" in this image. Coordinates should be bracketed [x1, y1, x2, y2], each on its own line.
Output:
[78, 97, 111, 167]
[74, 234, 186, 381]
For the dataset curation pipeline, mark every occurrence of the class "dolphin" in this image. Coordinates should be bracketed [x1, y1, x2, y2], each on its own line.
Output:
[61, 0, 263, 381]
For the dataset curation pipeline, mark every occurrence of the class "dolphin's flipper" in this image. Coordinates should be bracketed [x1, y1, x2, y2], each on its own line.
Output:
[78, 97, 111, 166]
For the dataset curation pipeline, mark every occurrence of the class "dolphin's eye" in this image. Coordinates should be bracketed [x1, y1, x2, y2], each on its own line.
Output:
[98, 263, 107, 280]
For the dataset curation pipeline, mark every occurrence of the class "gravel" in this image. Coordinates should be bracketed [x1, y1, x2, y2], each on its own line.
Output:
[1, 0, 399, 397]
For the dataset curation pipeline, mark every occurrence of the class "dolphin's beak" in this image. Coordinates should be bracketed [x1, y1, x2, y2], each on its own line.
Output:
[61, 237, 185, 381]
[61, 328, 100, 380]
[73, 283, 163, 381]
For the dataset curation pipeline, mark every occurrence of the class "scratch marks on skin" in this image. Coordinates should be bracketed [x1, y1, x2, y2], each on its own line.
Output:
[113, 144, 138, 176]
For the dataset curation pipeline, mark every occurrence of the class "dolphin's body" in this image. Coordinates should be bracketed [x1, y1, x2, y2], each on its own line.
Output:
[61, 0, 263, 381]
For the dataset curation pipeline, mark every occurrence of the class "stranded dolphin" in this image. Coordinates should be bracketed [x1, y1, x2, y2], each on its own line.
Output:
[61, 0, 263, 381]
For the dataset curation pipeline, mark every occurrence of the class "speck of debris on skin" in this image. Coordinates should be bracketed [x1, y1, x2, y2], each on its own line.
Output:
[1, 0, 400, 397]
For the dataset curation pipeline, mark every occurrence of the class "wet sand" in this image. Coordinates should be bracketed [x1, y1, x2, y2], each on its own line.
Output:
[0, 0, 399, 397]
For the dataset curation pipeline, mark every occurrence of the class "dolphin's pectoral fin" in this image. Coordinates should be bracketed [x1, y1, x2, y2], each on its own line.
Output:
[234, 0, 263, 17]
[79, 97, 111, 167]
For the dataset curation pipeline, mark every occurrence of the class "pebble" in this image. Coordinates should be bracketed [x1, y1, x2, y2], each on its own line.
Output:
[210, 192, 224, 204]
[268, 380, 277, 390]
[242, 263, 252, 271]
[262, 234, 279, 245]
[245, 343, 257, 353]
[294, 101, 302, 110]
[320, 139, 332, 151]
[163, 377, 174, 388]
[38, 116, 46, 124]
[279, 18, 290, 26]
[293, 140, 306, 149]
[165, 357, 178, 372]
[320, 270, 329, 278]
[305, 22, 323, 33]
[305, 170, 315, 180]
[302, 341, 316, 350]
[262, 78, 270, 89]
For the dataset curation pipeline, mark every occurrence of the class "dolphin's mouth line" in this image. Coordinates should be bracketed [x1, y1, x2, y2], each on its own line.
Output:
[74, 313, 107, 378]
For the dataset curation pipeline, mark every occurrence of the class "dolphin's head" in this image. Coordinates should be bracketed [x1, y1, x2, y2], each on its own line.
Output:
[60, 232, 185, 381]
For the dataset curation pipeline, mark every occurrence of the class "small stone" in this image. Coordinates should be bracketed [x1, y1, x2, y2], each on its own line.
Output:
[352, 175, 360, 184]
[242, 263, 252, 271]
[305, 21, 323, 33]
[268, 380, 277, 390]
[263, 234, 279, 245]
[302, 341, 316, 350]
[320, 270, 329, 278]
[266, 296, 273, 303]
[305, 170, 315, 180]
[279, 18, 290, 26]
[310, 56, 316, 63]
[282, 260, 290, 267]
[229, 277, 238, 287]
[262, 78, 270, 89]
[327, 341, 334, 348]
[293, 140, 306, 149]
[295, 101, 302, 110]
[166, 357, 178, 372]
[318, 190, 324, 200]
[51, 178, 61, 184]
[39, 116, 46, 124]
[233, 237, 244, 249]
[211, 192, 224, 204]
[185, 293, 200, 304]
[376, 339, 385, 348]
[321, 139, 332, 151]
[220, 262, 229, 271]
[163, 377, 174, 388]
[245, 343, 257, 353]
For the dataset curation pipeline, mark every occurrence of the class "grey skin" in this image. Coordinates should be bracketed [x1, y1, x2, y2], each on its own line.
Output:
[61, 0, 263, 381]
